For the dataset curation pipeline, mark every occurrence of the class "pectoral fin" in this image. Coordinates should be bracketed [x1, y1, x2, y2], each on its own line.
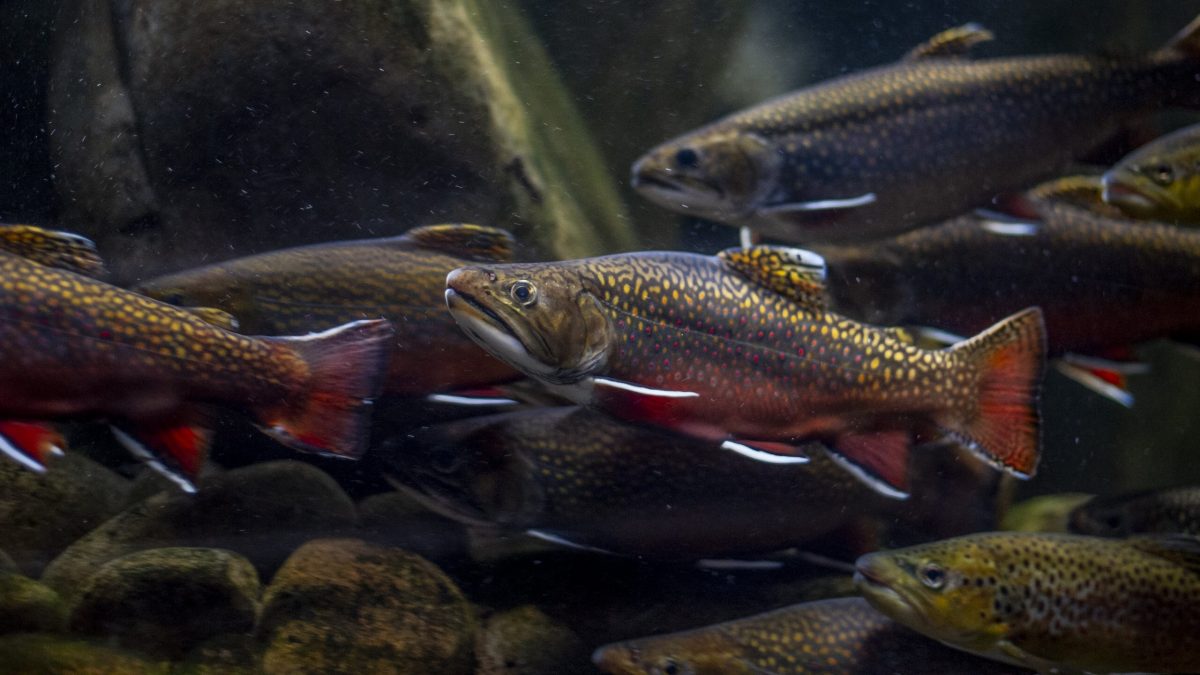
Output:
[1055, 353, 1147, 408]
[111, 422, 211, 493]
[0, 225, 107, 278]
[904, 23, 994, 60]
[827, 431, 913, 500]
[402, 224, 516, 262]
[718, 245, 827, 310]
[758, 192, 877, 214]
[0, 421, 65, 472]
[590, 377, 699, 427]
[721, 439, 811, 464]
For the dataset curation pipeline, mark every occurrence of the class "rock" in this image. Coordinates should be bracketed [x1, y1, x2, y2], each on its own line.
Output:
[0, 633, 169, 674]
[357, 490, 468, 561]
[49, 0, 634, 283]
[0, 572, 67, 634]
[42, 460, 355, 606]
[0, 452, 130, 577]
[69, 547, 260, 657]
[258, 538, 474, 675]
[174, 634, 262, 675]
[475, 605, 589, 675]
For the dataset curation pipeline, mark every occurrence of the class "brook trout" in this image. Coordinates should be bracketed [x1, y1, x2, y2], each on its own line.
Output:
[855, 532, 1200, 674]
[593, 596, 1027, 675]
[0, 227, 393, 491]
[818, 180, 1200, 405]
[1103, 122, 1200, 225]
[384, 406, 879, 558]
[137, 224, 517, 396]
[444, 248, 1045, 497]
[632, 18, 1200, 242]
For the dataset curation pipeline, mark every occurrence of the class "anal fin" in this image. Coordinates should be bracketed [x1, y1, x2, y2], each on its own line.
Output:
[827, 431, 912, 500]
[111, 422, 211, 493]
[721, 439, 810, 464]
[0, 421, 65, 472]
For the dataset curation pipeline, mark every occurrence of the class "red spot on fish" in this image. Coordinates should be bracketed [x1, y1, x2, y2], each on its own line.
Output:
[99, 329, 112, 340]
[797, 347, 806, 357]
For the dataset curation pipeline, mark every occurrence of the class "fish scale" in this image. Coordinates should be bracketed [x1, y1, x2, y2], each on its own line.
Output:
[593, 596, 1027, 674]
[856, 532, 1200, 673]
[444, 248, 1045, 496]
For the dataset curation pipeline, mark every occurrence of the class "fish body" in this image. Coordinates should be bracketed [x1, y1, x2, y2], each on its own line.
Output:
[136, 224, 518, 396]
[1070, 486, 1200, 537]
[1103, 122, 1200, 224]
[444, 248, 1045, 496]
[818, 191, 1200, 358]
[592, 596, 1028, 675]
[0, 243, 393, 489]
[384, 406, 880, 558]
[632, 20, 1200, 242]
[855, 532, 1200, 674]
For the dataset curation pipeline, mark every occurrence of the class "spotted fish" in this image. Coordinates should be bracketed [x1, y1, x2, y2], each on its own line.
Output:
[0, 228, 393, 491]
[1070, 486, 1200, 537]
[632, 18, 1200, 242]
[1103, 122, 1200, 225]
[443, 247, 1046, 497]
[137, 224, 517, 396]
[592, 596, 1028, 675]
[383, 406, 881, 558]
[817, 178, 1200, 406]
[855, 532, 1200, 674]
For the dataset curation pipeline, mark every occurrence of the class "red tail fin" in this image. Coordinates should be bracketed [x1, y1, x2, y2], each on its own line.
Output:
[942, 307, 1046, 478]
[257, 319, 394, 459]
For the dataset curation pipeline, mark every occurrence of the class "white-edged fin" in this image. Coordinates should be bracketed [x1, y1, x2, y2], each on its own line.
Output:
[825, 450, 910, 500]
[525, 529, 617, 555]
[425, 393, 520, 407]
[1054, 360, 1135, 408]
[980, 219, 1039, 237]
[759, 192, 876, 214]
[592, 377, 699, 399]
[0, 433, 45, 472]
[914, 326, 968, 348]
[110, 427, 197, 494]
[721, 440, 810, 464]
[696, 558, 785, 571]
[739, 226, 761, 248]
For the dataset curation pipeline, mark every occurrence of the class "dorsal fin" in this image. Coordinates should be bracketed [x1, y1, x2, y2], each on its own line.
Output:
[0, 224, 107, 278]
[183, 306, 240, 331]
[403, 224, 516, 262]
[1127, 534, 1200, 574]
[904, 23, 994, 60]
[718, 246, 827, 311]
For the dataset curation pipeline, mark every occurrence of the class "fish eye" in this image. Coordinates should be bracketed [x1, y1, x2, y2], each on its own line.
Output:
[430, 448, 462, 474]
[509, 280, 538, 306]
[655, 658, 683, 675]
[1151, 163, 1175, 185]
[918, 562, 946, 589]
[674, 148, 700, 169]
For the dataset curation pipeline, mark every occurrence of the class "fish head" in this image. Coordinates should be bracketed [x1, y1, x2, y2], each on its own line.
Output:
[592, 632, 752, 675]
[1102, 149, 1200, 223]
[381, 417, 544, 527]
[631, 131, 781, 223]
[445, 263, 613, 385]
[854, 541, 1008, 653]
[136, 266, 250, 317]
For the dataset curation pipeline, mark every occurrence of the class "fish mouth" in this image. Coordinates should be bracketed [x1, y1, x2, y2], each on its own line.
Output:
[445, 288, 559, 382]
[630, 159, 725, 203]
[1100, 174, 1169, 213]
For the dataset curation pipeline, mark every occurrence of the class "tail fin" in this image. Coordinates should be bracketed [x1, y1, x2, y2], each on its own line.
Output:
[1163, 13, 1200, 56]
[941, 308, 1046, 478]
[257, 319, 394, 459]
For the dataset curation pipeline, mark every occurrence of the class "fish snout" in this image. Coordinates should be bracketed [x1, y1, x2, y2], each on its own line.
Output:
[853, 552, 892, 590]
[592, 644, 640, 674]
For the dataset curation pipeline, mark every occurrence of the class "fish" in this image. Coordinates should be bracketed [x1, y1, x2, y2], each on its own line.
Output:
[1103, 122, 1200, 225]
[0, 230, 394, 491]
[0, 223, 107, 278]
[382, 406, 882, 558]
[443, 247, 1046, 497]
[631, 18, 1200, 243]
[136, 224, 518, 396]
[817, 178, 1200, 406]
[1069, 486, 1200, 537]
[591, 596, 1028, 675]
[854, 532, 1200, 674]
